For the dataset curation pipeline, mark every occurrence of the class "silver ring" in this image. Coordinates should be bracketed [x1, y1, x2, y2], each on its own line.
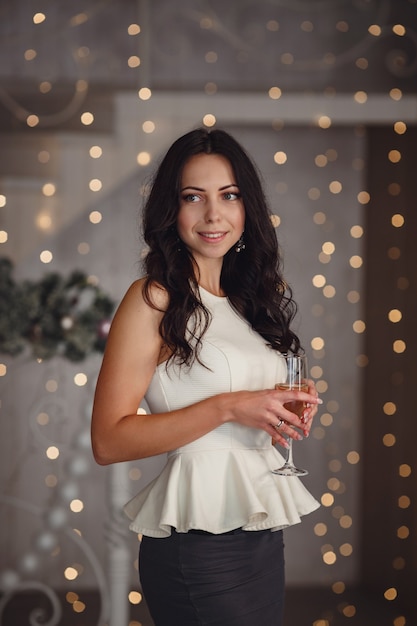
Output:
[275, 419, 284, 430]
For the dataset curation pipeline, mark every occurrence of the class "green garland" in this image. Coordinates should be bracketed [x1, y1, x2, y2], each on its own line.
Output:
[0, 257, 115, 362]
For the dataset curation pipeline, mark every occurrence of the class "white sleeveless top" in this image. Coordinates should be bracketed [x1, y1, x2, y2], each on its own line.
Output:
[124, 287, 319, 537]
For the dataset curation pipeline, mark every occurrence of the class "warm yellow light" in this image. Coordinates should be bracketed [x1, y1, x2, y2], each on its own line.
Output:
[77, 242, 90, 255]
[128, 23, 141, 35]
[397, 526, 409, 539]
[342, 605, 356, 617]
[384, 587, 398, 601]
[128, 56, 141, 68]
[89, 178, 102, 192]
[350, 226, 363, 240]
[270, 214, 280, 228]
[339, 543, 353, 556]
[38, 151, 50, 163]
[42, 183, 56, 197]
[320, 413, 333, 427]
[368, 24, 382, 36]
[205, 82, 217, 95]
[203, 114, 216, 127]
[81, 112, 94, 126]
[349, 255, 363, 269]
[274, 151, 287, 165]
[392, 24, 406, 36]
[64, 567, 78, 581]
[391, 214, 404, 227]
[281, 52, 294, 65]
[311, 337, 325, 350]
[322, 241, 335, 255]
[74, 373, 88, 386]
[24, 49, 37, 61]
[390, 88, 402, 101]
[142, 120, 155, 133]
[329, 180, 342, 194]
[36, 213, 53, 231]
[0, 363, 7, 376]
[388, 309, 402, 323]
[323, 285, 336, 298]
[322, 550, 336, 565]
[383, 433, 396, 447]
[27, 115, 40, 127]
[336, 21, 349, 32]
[0, 231, 8, 244]
[89, 145, 102, 158]
[347, 451, 360, 464]
[314, 523, 327, 536]
[129, 467, 142, 480]
[354, 91, 367, 104]
[70, 499, 84, 513]
[347, 290, 360, 303]
[398, 496, 410, 509]
[357, 191, 370, 204]
[315, 154, 328, 167]
[383, 402, 397, 415]
[33, 12, 46, 24]
[137, 152, 151, 166]
[89, 211, 102, 224]
[312, 274, 326, 288]
[73, 601, 86, 613]
[0, 194, 6, 207]
[388, 150, 401, 163]
[40, 250, 53, 263]
[321, 493, 334, 507]
[308, 188, 321, 200]
[268, 86, 282, 99]
[340, 515, 352, 529]
[66, 592, 79, 604]
[317, 115, 331, 129]
[138, 87, 152, 100]
[313, 211, 326, 224]
[399, 464, 411, 478]
[394, 121, 407, 134]
[128, 591, 143, 605]
[352, 320, 365, 333]
[46, 446, 60, 460]
[393, 340, 406, 353]
[39, 81, 52, 94]
[332, 581, 345, 594]
[356, 57, 368, 70]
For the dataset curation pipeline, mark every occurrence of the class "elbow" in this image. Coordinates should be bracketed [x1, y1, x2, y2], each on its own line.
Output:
[91, 436, 115, 466]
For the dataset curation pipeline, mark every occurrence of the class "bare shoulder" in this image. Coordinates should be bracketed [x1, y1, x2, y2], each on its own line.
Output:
[118, 277, 168, 318]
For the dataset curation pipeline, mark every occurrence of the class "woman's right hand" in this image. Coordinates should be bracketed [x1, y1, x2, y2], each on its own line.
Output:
[218, 387, 322, 449]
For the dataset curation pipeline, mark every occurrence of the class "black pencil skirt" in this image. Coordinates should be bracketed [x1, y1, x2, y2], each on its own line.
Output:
[139, 528, 285, 626]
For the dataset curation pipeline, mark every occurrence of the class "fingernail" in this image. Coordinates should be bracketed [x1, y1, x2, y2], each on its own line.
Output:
[317, 399, 323, 404]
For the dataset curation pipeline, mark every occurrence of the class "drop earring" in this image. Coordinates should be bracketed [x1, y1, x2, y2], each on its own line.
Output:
[235, 233, 245, 253]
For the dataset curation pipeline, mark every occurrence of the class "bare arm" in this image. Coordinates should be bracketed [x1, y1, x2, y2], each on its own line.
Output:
[91, 279, 321, 465]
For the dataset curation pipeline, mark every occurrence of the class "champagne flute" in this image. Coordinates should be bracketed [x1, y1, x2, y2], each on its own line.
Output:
[272, 354, 309, 477]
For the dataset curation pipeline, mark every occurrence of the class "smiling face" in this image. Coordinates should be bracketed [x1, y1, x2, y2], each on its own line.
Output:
[177, 153, 245, 272]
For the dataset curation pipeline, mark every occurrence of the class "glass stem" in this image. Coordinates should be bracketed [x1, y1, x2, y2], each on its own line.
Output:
[286, 438, 294, 466]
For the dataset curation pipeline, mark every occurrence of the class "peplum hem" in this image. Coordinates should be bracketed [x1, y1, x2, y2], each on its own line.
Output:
[124, 445, 320, 537]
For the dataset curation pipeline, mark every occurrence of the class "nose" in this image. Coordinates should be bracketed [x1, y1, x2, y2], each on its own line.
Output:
[204, 197, 220, 222]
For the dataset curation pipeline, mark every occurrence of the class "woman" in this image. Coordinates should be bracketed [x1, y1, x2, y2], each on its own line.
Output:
[91, 128, 321, 626]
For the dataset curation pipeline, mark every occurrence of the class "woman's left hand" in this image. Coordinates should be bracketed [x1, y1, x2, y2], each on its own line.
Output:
[299, 378, 319, 437]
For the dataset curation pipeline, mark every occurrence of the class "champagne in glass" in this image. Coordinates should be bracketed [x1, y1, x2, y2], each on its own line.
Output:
[272, 354, 309, 477]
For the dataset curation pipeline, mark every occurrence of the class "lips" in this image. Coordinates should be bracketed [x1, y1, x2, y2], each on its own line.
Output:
[198, 232, 227, 241]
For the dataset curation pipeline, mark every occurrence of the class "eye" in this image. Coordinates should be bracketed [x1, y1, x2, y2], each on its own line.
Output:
[182, 193, 201, 203]
[223, 191, 241, 201]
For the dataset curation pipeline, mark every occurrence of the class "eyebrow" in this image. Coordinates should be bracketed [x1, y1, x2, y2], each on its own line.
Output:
[180, 183, 239, 192]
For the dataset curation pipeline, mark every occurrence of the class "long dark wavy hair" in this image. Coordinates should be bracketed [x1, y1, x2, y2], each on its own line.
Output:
[142, 127, 301, 366]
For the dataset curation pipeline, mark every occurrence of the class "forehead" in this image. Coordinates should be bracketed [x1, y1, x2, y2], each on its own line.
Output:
[181, 153, 236, 185]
